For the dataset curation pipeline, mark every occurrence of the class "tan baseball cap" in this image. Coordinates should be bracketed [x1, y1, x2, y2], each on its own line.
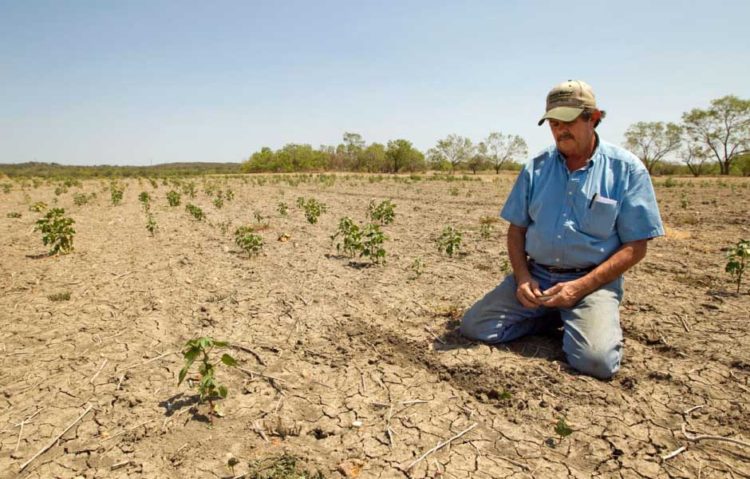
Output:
[538, 80, 597, 125]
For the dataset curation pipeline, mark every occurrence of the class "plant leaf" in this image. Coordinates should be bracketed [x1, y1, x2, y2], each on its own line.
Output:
[220, 353, 238, 367]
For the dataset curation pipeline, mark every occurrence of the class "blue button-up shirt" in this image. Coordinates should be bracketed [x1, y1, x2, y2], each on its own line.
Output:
[500, 137, 664, 269]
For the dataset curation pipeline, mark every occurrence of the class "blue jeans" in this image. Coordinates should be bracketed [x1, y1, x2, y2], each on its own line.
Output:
[460, 262, 624, 379]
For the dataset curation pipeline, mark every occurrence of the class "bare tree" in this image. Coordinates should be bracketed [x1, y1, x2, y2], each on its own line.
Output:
[624, 122, 682, 174]
[483, 132, 528, 174]
[682, 95, 750, 175]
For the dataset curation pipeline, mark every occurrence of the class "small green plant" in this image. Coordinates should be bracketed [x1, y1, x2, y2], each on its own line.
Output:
[148, 178, 159, 189]
[73, 193, 88, 206]
[166, 190, 181, 207]
[277, 201, 289, 217]
[48, 291, 71, 301]
[679, 193, 689, 209]
[110, 183, 124, 206]
[138, 191, 151, 210]
[6, 212, 21, 218]
[146, 213, 157, 236]
[30, 201, 47, 213]
[331, 217, 362, 257]
[247, 453, 325, 479]
[367, 199, 396, 225]
[54, 185, 67, 196]
[186, 203, 205, 221]
[480, 223, 492, 239]
[253, 210, 265, 224]
[183, 181, 197, 198]
[235, 226, 264, 257]
[663, 177, 678, 188]
[2, 183, 12, 194]
[449, 186, 459, 196]
[411, 257, 425, 278]
[361, 223, 387, 264]
[35, 208, 76, 255]
[296, 196, 306, 209]
[555, 417, 573, 441]
[303, 198, 327, 224]
[213, 196, 224, 209]
[436, 226, 462, 257]
[726, 239, 749, 294]
[178, 337, 237, 418]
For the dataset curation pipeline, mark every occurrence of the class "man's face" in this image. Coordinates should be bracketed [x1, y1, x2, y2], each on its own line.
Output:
[548, 114, 597, 159]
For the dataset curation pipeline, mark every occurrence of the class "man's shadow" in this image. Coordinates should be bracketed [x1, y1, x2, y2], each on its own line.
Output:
[433, 312, 566, 363]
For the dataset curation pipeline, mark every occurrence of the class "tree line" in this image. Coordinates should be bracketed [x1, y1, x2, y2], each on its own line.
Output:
[624, 95, 750, 176]
[241, 132, 528, 174]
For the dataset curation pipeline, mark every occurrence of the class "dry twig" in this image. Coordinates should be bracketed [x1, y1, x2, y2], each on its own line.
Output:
[661, 446, 687, 461]
[682, 424, 750, 448]
[404, 423, 478, 471]
[19, 404, 93, 472]
[90, 359, 108, 384]
[231, 344, 266, 366]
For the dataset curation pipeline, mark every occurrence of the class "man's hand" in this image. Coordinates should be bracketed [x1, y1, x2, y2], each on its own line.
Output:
[538, 280, 586, 308]
[516, 278, 545, 308]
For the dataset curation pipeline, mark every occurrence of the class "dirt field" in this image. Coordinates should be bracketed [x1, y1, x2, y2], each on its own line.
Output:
[1, 173, 749, 479]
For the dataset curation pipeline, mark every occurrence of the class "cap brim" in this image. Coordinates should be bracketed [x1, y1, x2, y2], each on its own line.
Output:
[537, 106, 584, 126]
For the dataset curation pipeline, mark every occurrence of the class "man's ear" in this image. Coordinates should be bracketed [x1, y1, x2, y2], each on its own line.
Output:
[591, 110, 603, 123]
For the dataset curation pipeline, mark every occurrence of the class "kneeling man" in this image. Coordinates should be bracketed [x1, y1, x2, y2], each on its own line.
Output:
[461, 80, 664, 379]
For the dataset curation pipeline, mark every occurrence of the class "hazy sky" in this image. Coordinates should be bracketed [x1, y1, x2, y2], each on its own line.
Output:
[2, 0, 749, 166]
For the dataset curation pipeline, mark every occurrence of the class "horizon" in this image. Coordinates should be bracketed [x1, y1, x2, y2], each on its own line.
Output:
[2, 1, 749, 167]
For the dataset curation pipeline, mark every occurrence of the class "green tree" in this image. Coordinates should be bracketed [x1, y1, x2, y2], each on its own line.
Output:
[243, 147, 275, 172]
[682, 95, 750, 175]
[342, 132, 365, 170]
[624, 122, 683, 174]
[428, 134, 474, 173]
[359, 143, 387, 172]
[385, 139, 425, 173]
[484, 132, 528, 174]
[466, 144, 489, 174]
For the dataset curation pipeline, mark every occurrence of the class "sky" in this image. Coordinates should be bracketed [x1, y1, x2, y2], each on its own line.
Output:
[1, 0, 749, 166]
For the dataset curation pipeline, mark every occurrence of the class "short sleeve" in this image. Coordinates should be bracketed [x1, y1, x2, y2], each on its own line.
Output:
[500, 168, 531, 227]
[616, 166, 665, 243]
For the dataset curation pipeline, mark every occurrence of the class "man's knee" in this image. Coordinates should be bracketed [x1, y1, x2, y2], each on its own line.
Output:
[565, 345, 622, 380]
[459, 306, 489, 341]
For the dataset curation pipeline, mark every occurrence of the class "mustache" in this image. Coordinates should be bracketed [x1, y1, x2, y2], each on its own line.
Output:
[557, 133, 574, 141]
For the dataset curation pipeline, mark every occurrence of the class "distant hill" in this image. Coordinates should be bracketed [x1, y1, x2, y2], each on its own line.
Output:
[0, 161, 244, 178]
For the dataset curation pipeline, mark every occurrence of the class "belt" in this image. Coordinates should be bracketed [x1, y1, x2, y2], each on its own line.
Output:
[530, 260, 594, 274]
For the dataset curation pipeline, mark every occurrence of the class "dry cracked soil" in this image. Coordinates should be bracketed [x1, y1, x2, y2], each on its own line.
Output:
[1, 173, 749, 479]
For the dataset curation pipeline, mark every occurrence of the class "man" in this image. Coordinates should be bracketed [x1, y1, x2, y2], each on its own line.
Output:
[460, 80, 664, 379]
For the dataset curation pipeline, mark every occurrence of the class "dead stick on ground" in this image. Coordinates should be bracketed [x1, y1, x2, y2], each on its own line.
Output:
[231, 344, 266, 366]
[19, 404, 93, 472]
[14, 409, 42, 454]
[405, 423, 478, 471]
[683, 405, 705, 415]
[90, 359, 108, 384]
[424, 326, 445, 344]
[678, 314, 691, 332]
[237, 366, 286, 383]
[661, 446, 687, 461]
[682, 424, 750, 448]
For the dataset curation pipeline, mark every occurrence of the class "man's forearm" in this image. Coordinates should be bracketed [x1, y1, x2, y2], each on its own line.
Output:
[575, 239, 649, 296]
[507, 224, 531, 281]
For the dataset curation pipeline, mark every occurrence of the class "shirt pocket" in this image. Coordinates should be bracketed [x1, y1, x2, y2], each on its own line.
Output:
[581, 197, 618, 239]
